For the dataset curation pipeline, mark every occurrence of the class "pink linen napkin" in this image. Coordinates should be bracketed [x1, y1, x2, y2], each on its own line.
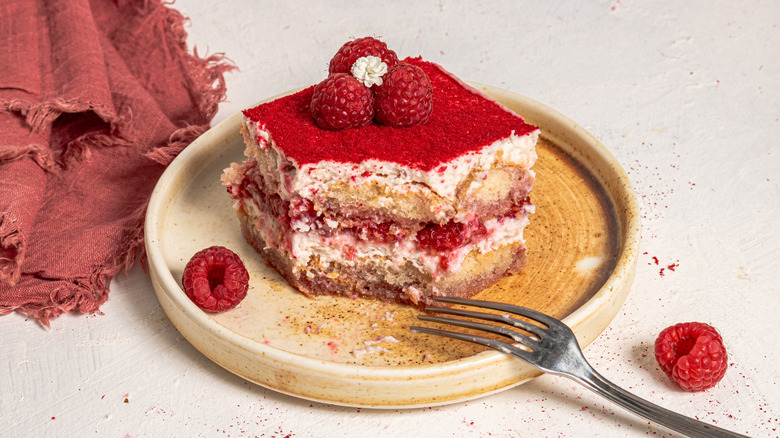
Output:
[0, 0, 234, 326]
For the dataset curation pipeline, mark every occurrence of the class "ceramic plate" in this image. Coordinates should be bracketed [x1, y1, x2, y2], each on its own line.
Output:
[145, 84, 640, 408]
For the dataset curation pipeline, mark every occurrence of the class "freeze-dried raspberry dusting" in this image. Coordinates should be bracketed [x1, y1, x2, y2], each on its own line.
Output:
[328, 36, 399, 75]
[311, 73, 374, 130]
[654, 322, 728, 391]
[182, 246, 250, 312]
[242, 57, 539, 170]
[374, 62, 433, 128]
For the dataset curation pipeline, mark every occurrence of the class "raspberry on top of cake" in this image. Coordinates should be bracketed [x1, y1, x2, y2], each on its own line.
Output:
[222, 37, 539, 308]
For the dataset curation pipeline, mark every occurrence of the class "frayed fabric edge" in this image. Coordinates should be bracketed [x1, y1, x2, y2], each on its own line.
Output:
[145, 124, 205, 165]
[0, 212, 24, 287]
[0, 142, 59, 173]
[1, 97, 116, 135]
[0, 205, 146, 328]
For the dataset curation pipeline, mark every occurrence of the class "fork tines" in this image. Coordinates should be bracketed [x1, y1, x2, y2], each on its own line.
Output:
[410, 296, 555, 355]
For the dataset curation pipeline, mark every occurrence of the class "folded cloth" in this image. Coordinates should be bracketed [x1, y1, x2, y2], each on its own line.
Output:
[0, 0, 234, 326]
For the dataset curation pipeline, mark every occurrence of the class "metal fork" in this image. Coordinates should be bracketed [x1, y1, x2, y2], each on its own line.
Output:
[410, 297, 748, 438]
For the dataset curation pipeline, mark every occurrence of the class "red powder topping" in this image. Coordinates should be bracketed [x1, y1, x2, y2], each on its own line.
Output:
[242, 57, 538, 171]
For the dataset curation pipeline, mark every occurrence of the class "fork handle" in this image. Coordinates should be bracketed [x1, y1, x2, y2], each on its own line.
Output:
[569, 366, 749, 438]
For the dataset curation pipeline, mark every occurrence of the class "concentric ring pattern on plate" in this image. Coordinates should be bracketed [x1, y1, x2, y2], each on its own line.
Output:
[144, 84, 640, 408]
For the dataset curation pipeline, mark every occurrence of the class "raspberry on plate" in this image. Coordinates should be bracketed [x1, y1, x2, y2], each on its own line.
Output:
[182, 246, 250, 312]
[310, 73, 374, 130]
[374, 62, 433, 128]
[328, 36, 399, 76]
[654, 322, 728, 391]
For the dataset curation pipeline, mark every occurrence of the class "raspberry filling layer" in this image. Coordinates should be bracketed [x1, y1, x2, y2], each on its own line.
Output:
[229, 161, 532, 277]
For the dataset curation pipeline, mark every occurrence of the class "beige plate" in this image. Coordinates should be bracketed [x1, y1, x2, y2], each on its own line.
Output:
[145, 84, 640, 408]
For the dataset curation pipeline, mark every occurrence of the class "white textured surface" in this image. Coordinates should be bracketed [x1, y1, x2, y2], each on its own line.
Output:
[2, 0, 779, 436]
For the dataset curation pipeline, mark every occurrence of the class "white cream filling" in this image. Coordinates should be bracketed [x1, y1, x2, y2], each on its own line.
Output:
[287, 213, 531, 278]
[243, 192, 533, 278]
[244, 118, 538, 201]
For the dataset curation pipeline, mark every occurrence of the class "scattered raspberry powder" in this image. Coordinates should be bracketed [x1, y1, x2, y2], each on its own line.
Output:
[654, 322, 728, 391]
[328, 36, 399, 75]
[374, 62, 433, 128]
[310, 73, 374, 130]
[182, 246, 250, 312]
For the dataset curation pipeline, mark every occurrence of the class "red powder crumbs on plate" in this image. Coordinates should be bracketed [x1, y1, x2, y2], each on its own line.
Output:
[242, 57, 537, 171]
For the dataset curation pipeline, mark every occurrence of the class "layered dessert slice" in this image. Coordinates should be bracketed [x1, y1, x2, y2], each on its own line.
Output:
[222, 55, 538, 308]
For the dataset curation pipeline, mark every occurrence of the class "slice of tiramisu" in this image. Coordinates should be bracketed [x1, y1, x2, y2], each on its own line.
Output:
[222, 39, 538, 308]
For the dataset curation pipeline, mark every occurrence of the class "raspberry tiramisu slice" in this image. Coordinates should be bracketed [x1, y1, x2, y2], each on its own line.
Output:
[222, 38, 538, 308]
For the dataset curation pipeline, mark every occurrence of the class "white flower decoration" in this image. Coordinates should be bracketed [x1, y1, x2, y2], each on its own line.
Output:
[350, 56, 388, 87]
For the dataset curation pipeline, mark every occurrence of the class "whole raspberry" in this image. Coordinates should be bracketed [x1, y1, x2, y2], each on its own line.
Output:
[182, 246, 249, 312]
[310, 73, 374, 130]
[374, 63, 433, 128]
[328, 36, 399, 75]
[654, 322, 728, 391]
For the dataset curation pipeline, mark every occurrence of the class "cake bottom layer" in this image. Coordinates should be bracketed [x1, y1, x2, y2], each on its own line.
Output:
[237, 210, 526, 309]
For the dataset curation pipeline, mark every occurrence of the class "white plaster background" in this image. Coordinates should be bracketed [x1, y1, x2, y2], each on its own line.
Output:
[2, 1, 779, 436]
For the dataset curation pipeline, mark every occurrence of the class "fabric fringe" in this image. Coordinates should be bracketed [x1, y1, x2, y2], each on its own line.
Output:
[2, 97, 115, 135]
[145, 124, 205, 165]
[0, 142, 59, 173]
[0, 212, 24, 287]
[4, 202, 147, 327]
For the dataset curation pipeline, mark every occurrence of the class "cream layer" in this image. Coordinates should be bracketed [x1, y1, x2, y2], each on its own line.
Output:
[243, 117, 538, 202]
